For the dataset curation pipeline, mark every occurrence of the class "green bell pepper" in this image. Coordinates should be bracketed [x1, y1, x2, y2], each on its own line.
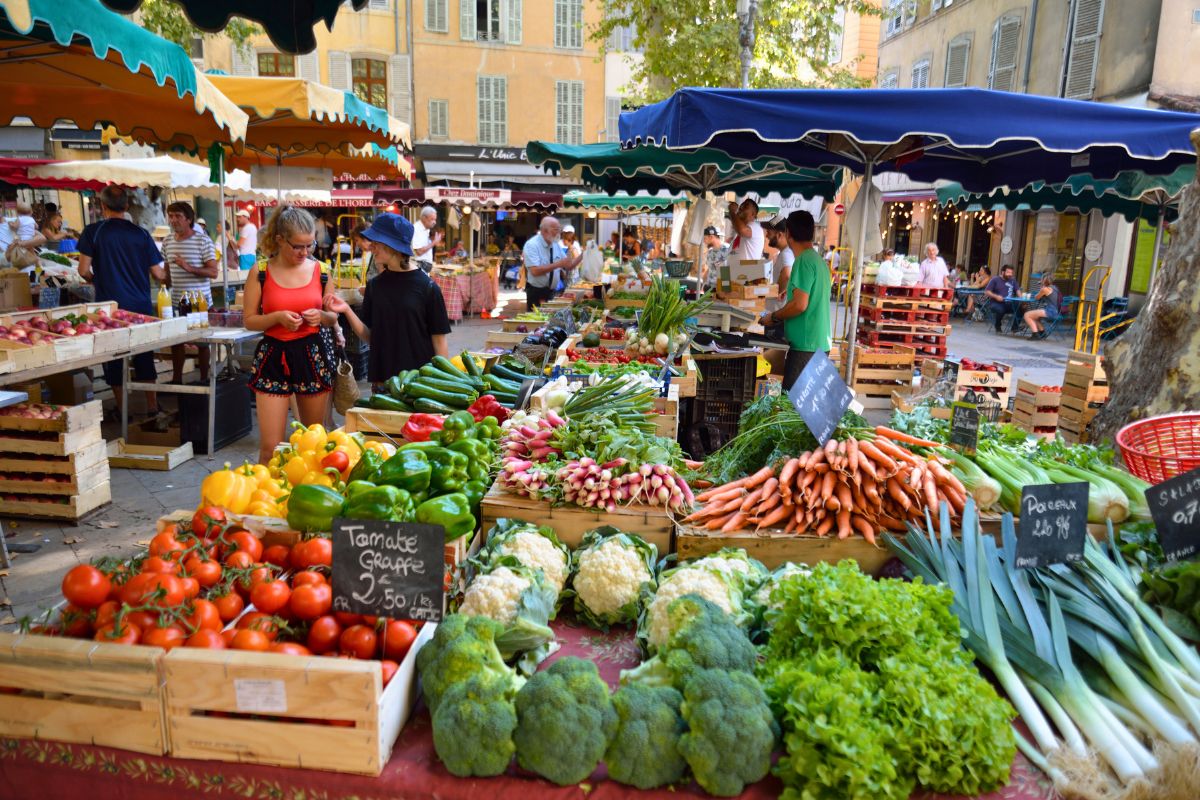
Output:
[448, 437, 491, 482]
[345, 480, 377, 499]
[462, 479, 487, 510]
[415, 492, 476, 541]
[433, 410, 477, 445]
[376, 450, 432, 493]
[344, 484, 415, 522]
[423, 446, 469, 493]
[287, 484, 346, 533]
[474, 416, 502, 441]
[346, 448, 384, 483]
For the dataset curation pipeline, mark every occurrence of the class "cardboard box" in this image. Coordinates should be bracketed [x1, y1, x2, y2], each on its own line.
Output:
[731, 258, 772, 284]
[0, 270, 32, 311]
[45, 370, 95, 406]
[755, 376, 783, 398]
[127, 419, 182, 448]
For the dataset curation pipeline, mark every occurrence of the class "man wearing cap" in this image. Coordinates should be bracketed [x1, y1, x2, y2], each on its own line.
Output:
[522, 216, 582, 311]
[411, 205, 442, 273]
[234, 208, 258, 271]
[701, 225, 728, 292]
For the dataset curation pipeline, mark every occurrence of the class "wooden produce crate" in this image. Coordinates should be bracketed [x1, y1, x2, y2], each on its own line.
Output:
[0, 438, 107, 476]
[1058, 350, 1107, 444]
[727, 282, 774, 300]
[480, 480, 673, 555]
[0, 422, 103, 456]
[1012, 379, 1062, 440]
[939, 357, 1014, 406]
[603, 296, 647, 310]
[44, 304, 131, 354]
[127, 319, 167, 348]
[0, 480, 111, 520]
[107, 439, 195, 471]
[344, 407, 411, 437]
[675, 524, 895, 574]
[0, 338, 56, 370]
[164, 622, 435, 775]
[654, 384, 680, 439]
[502, 318, 542, 332]
[554, 334, 698, 399]
[0, 459, 108, 495]
[0, 632, 167, 755]
[485, 330, 528, 350]
[0, 399, 100, 433]
[850, 345, 916, 410]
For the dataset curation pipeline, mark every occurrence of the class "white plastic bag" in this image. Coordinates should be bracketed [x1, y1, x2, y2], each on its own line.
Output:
[580, 241, 604, 282]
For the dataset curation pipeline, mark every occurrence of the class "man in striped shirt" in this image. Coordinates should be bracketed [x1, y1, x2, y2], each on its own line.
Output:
[163, 201, 216, 384]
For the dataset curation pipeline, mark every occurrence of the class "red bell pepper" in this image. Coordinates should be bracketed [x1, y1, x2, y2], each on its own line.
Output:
[467, 394, 510, 423]
[401, 413, 445, 442]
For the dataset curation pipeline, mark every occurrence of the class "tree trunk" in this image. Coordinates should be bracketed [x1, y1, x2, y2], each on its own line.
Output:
[127, 188, 164, 233]
[1091, 139, 1200, 442]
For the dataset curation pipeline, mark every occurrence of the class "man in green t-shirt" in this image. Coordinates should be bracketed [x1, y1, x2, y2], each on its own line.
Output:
[758, 210, 831, 390]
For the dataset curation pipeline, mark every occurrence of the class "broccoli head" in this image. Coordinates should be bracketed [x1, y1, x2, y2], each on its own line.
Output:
[513, 656, 618, 786]
[678, 668, 780, 797]
[431, 673, 519, 778]
[605, 684, 687, 790]
[417, 614, 519, 714]
[620, 594, 757, 690]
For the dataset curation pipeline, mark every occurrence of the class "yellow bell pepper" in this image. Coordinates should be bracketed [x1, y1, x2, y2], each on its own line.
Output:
[301, 470, 334, 488]
[247, 464, 272, 483]
[327, 429, 350, 449]
[255, 478, 288, 500]
[246, 500, 283, 518]
[283, 456, 310, 486]
[200, 464, 256, 514]
[298, 424, 328, 453]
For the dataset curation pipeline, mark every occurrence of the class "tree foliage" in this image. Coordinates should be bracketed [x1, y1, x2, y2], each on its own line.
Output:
[134, 0, 259, 55]
[593, 0, 878, 102]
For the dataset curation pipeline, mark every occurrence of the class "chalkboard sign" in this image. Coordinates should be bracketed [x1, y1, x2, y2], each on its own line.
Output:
[1144, 466, 1200, 562]
[330, 519, 445, 621]
[1015, 482, 1090, 569]
[788, 350, 853, 443]
[949, 402, 980, 455]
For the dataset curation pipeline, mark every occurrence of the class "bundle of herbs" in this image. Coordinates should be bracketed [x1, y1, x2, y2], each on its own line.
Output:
[624, 275, 712, 357]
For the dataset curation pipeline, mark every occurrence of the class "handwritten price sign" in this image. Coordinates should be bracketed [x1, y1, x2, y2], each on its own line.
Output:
[1015, 482, 1089, 569]
[331, 519, 445, 621]
[788, 351, 853, 444]
[1146, 467, 1200, 562]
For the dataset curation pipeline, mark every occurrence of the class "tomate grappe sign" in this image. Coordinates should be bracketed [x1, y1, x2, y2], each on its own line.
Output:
[330, 518, 445, 621]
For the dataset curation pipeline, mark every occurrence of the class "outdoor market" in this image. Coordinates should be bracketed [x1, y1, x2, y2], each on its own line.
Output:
[5, 1, 1200, 800]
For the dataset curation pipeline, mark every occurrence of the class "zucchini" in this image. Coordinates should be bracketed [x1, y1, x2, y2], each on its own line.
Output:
[419, 364, 474, 387]
[491, 364, 530, 383]
[460, 350, 482, 378]
[368, 394, 409, 412]
[431, 355, 466, 377]
[415, 375, 486, 395]
[483, 374, 522, 392]
[407, 381, 476, 408]
[413, 397, 457, 414]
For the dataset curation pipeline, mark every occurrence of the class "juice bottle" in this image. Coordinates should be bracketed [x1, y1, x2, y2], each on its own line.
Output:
[156, 285, 173, 318]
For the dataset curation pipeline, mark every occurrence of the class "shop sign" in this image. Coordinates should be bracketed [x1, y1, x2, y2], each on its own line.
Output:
[788, 351, 853, 443]
[428, 187, 512, 204]
[1015, 482, 1089, 569]
[330, 518, 445, 621]
[1145, 467, 1200, 562]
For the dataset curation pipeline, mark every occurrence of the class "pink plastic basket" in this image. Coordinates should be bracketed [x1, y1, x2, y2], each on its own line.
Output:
[1116, 412, 1200, 484]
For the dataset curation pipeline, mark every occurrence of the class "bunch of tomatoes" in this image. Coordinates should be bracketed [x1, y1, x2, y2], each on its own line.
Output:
[51, 506, 418, 686]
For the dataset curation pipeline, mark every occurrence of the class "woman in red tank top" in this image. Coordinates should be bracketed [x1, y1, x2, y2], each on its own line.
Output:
[244, 205, 338, 465]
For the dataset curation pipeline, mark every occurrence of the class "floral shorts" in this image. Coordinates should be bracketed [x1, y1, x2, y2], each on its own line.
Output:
[249, 334, 334, 396]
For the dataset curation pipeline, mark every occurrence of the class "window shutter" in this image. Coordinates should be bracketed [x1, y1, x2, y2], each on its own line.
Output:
[571, 81, 583, 144]
[605, 96, 621, 142]
[478, 76, 506, 145]
[231, 45, 256, 76]
[429, 99, 448, 138]
[327, 51, 351, 91]
[460, 0, 476, 40]
[296, 52, 320, 82]
[368, 0, 388, 9]
[388, 55, 411, 123]
[555, 81, 567, 142]
[987, 15, 1021, 92]
[426, 0, 448, 31]
[505, 0, 522, 44]
[910, 60, 930, 89]
[879, 71, 898, 89]
[944, 37, 970, 87]
[570, 0, 582, 48]
[1064, 0, 1104, 99]
[555, 0, 580, 48]
[554, 0, 565, 47]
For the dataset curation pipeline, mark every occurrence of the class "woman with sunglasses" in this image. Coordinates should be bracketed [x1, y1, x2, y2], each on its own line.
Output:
[243, 205, 338, 464]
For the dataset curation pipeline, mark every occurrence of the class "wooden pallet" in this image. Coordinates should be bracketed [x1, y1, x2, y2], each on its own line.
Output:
[0, 460, 109, 495]
[675, 524, 896, 574]
[0, 631, 167, 755]
[107, 439, 195, 471]
[0, 438, 107, 475]
[0, 480, 110, 520]
[857, 305, 950, 324]
[860, 295, 954, 314]
[164, 623, 435, 775]
[861, 285, 955, 301]
[867, 321, 951, 336]
[0, 400, 101, 434]
[480, 480, 673, 555]
[0, 423, 103, 456]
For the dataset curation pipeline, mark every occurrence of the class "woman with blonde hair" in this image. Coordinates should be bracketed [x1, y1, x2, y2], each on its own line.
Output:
[243, 205, 338, 464]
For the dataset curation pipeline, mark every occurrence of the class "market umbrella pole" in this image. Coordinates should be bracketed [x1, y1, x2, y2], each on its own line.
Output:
[218, 150, 229, 309]
[843, 160, 874, 384]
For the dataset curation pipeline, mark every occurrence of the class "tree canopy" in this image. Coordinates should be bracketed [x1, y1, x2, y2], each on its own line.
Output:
[133, 0, 259, 54]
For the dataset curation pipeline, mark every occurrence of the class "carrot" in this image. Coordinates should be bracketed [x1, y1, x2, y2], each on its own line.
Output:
[705, 512, 737, 530]
[784, 517, 797, 534]
[923, 474, 939, 513]
[943, 487, 965, 514]
[819, 471, 836, 502]
[836, 484, 853, 515]
[807, 448, 826, 467]
[757, 504, 793, 530]
[928, 460, 967, 496]
[857, 440, 898, 474]
[740, 488, 765, 513]
[695, 481, 744, 502]
[794, 505, 806, 525]
[835, 509, 852, 539]
[759, 477, 779, 500]
[815, 515, 835, 537]
[851, 514, 878, 544]
[846, 437, 860, 474]
[721, 511, 748, 532]
[886, 477, 912, 511]
[743, 466, 775, 490]
[874, 426, 943, 449]
[701, 486, 747, 506]
[872, 437, 924, 466]
[692, 480, 714, 490]
[757, 492, 781, 514]
[862, 477, 882, 506]
[879, 514, 908, 532]
[799, 470, 819, 492]
[824, 438, 838, 456]
[778, 459, 800, 499]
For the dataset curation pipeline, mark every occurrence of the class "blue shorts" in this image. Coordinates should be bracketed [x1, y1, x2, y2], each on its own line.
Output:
[238, 253, 257, 271]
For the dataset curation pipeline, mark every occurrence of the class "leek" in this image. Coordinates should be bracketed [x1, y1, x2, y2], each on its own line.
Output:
[1036, 460, 1129, 523]
[941, 447, 1001, 510]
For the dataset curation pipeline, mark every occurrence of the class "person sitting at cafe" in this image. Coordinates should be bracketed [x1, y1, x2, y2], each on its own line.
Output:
[984, 265, 1018, 333]
[1023, 274, 1062, 340]
[963, 266, 991, 315]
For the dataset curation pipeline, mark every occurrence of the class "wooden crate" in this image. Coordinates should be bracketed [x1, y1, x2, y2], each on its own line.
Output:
[653, 384, 680, 439]
[107, 439, 195, 471]
[344, 407, 411, 437]
[0, 339, 56, 370]
[0, 480, 110, 520]
[485, 330, 528, 349]
[127, 319, 167, 348]
[603, 297, 648, 310]
[675, 524, 895, 574]
[0, 459, 109, 495]
[727, 283, 774, 300]
[851, 345, 915, 410]
[1058, 350, 1106, 443]
[44, 305, 131, 354]
[891, 392, 952, 419]
[0, 438, 107, 475]
[164, 622, 435, 775]
[481, 480, 673, 555]
[554, 334, 698, 399]
[1064, 349, 1107, 387]
[0, 399, 101, 434]
[0, 423, 103, 456]
[502, 318, 541, 332]
[0, 631, 167, 755]
[1015, 379, 1062, 409]
[1012, 407, 1060, 429]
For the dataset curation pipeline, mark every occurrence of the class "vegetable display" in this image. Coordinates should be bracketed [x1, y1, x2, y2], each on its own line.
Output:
[358, 352, 538, 413]
[568, 528, 657, 628]
[623, 276, 710, 357]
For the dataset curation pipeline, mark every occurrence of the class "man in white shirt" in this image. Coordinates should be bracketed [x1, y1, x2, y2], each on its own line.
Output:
[917, 242, 951, 288]
[411, 205, 442, 273]
[824, 244, 840, 273]
[234, 208, 257, 271]
[727, 197, 764, 266]
[522, 216, 582, 311]
[876, 248, 903, 287]
[559, 224, 581, 291]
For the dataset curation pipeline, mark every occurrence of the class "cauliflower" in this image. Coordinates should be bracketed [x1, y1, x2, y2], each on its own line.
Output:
[460, 566, 531, 625]
[689, 548, 769, 595]
[458, 564, 558, 669]
[642, 567, 737, 652]
[496, 530, 569, 593]
[571, 530, 657, 628]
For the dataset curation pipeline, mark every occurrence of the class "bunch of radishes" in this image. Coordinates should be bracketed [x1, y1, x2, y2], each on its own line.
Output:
[498, 459, 555, 500]
[0, 403, 64, 420]
[498, 411, 566, 500]
[556, 458, 693, 512]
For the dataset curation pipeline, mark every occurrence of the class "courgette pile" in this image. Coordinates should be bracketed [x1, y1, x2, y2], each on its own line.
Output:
[358, 353, 537, 412]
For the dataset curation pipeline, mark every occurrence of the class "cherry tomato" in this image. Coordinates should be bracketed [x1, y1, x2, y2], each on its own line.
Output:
[185, 558, 222, 588]
[59, 604, 93, 638]
[249, 580, 291, 615]
[125, 610, 160, 631]
[237, 612, 279, 640]
[269, 642, 312, 657]
[383, 620, 418, 662]
[141, 625, 186, 651]
[291, 537, 332, 569]
[223, 550, 255, 570]
[185, 629, 226, 649]
[291, 570, 325, 588]
[140, 556, 181, 575]
[121, 573, 184, 610]
[212, 591, 245, 622]
[93, 600, 120, 630]
[320, 451, 349, 474]
[220, 629, 238, 646]
[225, 531, 263, 562]
[237, 565, 274, 596]
[230, 629, 270, 652]
[288, 583, 332, 621]
[61, 564, 112, 609]
[339, 625, 378, 660]
[262, 544, 291, 569]
[191, 506, 227, 540]
[94, 621, 140, 645]
[148, 531, 186, 561]
[183, 599, 222, 633]
[333, 611, 363, 627]
[306, 615, 342, 654]
[380, 659, 399, 687]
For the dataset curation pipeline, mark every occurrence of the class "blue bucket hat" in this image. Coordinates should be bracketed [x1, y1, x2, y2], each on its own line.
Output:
[360, 213, 414, 256]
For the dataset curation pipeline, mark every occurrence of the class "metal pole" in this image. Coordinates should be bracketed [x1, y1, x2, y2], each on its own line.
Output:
[218, 149, 229, 309]
[843, 160, 874, 384]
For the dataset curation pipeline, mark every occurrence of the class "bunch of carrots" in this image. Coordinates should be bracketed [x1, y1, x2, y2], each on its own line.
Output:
[681, 428, 967, 543]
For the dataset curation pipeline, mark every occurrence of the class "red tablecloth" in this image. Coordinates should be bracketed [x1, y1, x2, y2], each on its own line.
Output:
[0, 621, 1058, 800]
[432, 271, 498, 321]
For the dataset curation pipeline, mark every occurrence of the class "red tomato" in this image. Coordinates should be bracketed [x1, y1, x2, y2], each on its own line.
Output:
[383, 620, 418, 662]
[333, 611, 363, 627]
[185, 629, 226, 649]
[59, 604, 93, 638]
[121, 572, 185, 610]
[212, 591, 245, 622]
[178, 576, 201, 600]
[288, 583, 332, 621]
[94, 621, 140, 645]
[237, 565, 274, 596]
[230, 629, 270, 652]
[223, 550, 255, 570]
[220, 629, 238, 646]
[269, 642, 312, 657]
[93, 600, 120, 630]
[61, 565, 112, 609]
[191, 506, 227, 540]
[225, 530, 263, 562]
[321, 451, 349, 474]
[186, 558, 222, 588]
[380, 659, 399, 687]
[291, 570, 325, 588]
[249, 580, 291, 615]
[183, 599, 222, 633]
[291, 537, 332, 569]
[125, 610, 160, 631]
[141, 556, 180, 575]
[339, 625, 378, 660]
[141, 625, 186, 651]
[237, 612, 279, 640]
[262, 544, 291, 569]
[148, 531, 186, 561]
[306, 615, 342, 654]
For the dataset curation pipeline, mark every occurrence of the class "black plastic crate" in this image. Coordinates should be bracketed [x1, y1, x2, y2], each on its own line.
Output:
[683, 397, 746, 459]
[178, 374, 253, 454]
[693, 353, 759, 404]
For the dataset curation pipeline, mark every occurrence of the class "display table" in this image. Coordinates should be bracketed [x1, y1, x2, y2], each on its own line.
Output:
[432, 269, 499, 321]
[0, 620, 1055, 800]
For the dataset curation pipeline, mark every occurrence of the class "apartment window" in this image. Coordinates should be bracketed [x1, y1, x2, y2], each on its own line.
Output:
[910, 59, 930, 89]
[459, 0, 520, 42]
[604, 96, 621, 142]
[944, 34, 971, 87]
[1063, 0, 1105, 99]
[188, 36, 204, 60]
[879, 70, 899, 89]
[555, 80, 583, 144]
[829, 6, 846, 63]
[429, 99, 449, 139]
[352, 58, 387, 108]
[987, 14, 1021, 91]
[554, 0, 583, 49]
[257, 52, 296, 77]
[476, 0, 501, 40]
[477, 75, 507, 145]
[425, 0, 448, 31]
[608, 23, 638, 52]
[884, 0, 906, 38]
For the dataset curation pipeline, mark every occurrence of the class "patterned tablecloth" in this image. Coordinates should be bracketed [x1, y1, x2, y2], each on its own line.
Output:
[432, 270, 498, 322]
[0, 621, 1058, 800]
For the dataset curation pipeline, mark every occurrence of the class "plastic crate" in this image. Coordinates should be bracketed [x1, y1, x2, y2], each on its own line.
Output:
[682, 397, 745, 458]
[693, 353, 759, 405]
[664, 260, 692, 278]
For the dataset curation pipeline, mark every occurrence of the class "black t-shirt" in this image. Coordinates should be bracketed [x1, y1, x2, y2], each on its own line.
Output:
[361, 268, 452, 383]
[77, 219, 162, 315]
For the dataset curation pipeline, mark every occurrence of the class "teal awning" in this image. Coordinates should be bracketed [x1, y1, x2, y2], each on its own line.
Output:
[563, 192, 686, 213]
